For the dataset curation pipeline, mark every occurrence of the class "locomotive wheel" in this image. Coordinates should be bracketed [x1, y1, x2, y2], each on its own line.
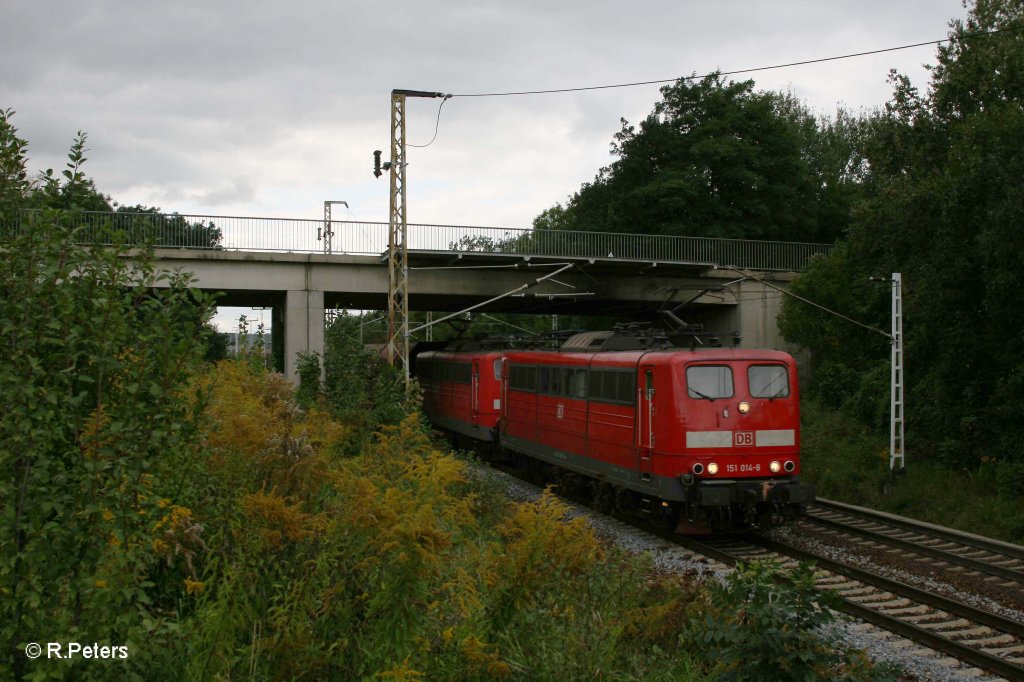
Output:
[756, 507, 780, 530]
[590, 480, 617, 515]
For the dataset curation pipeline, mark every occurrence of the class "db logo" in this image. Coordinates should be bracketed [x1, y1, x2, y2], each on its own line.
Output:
[734, 431, 754, 447]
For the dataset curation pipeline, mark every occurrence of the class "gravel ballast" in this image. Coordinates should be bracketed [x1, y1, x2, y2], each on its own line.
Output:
[474, 462, 1006, 681]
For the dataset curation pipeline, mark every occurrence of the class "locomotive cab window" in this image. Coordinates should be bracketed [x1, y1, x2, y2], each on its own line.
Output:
[748, 364, 789, 398]
[686, 365, 733, 400]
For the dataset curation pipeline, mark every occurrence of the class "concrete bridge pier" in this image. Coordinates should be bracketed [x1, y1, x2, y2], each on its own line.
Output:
[284, 289, 325, 384]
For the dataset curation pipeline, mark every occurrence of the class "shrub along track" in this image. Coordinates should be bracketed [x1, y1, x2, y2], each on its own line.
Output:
[461, 442, 1024, 679]
[678, 530, 1024, 681]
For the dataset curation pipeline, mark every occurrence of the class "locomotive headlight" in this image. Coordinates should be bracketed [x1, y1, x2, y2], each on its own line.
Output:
[738, 401, 751, 414]
[770, 460, 782, 473]
[784, 460, 796, 473]
[707, 462, 719, 475]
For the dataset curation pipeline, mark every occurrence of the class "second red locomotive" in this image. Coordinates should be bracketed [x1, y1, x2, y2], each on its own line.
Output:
[416, 330, 813, 532]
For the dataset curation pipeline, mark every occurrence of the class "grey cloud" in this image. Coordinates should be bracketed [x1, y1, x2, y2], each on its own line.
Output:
[2, 0, 967, 226]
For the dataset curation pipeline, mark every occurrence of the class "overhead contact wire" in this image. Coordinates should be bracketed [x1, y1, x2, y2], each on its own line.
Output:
[451, 28, 1011, 98]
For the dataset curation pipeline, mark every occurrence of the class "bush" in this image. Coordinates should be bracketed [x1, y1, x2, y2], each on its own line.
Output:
[0, 213, 215, 680]
[686, 561, 898, 681]
[319, 312, 421, 439]
[800, 398, 1024, 543]
[179, 364, 706, 680]
[294, 350, 323, 409]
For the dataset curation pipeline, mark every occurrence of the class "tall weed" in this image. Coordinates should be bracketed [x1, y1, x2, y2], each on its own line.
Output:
[685, 561, 898, 681]
[800, 399, 1024, 543]
[181, 364, 706, 680]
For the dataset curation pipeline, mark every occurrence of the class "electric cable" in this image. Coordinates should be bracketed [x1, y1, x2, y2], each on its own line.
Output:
[397, 27, 1012, 150]
[408, 95, 452, 148]
[411, 261, 575, 271]
[394, 28, 1013, 151]
[479, 313, 541, 336]
[723, 265, 891, 339]
[451, 27, 1013, 98]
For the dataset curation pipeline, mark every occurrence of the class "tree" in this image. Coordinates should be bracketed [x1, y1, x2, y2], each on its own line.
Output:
[33, 130, 115, 212]
[0, 109, 30, 219]
[109, 204, 223, 250]
[0, 109, 221, 248]
[310, 312, 411, 431]
[781, 0, 1024, 465]
[0, 111, 113, 219]
[535, 74, 861, 244]
[0, 219, 215, 680]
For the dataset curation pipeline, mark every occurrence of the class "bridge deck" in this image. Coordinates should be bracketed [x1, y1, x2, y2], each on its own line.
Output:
[12, 210, 833, 273]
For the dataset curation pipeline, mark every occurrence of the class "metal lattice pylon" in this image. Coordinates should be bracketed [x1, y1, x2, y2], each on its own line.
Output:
[386, 92, 409, 374]
[322, 200, 347, 254]
[890, 272, 905, 472]
[384, 90, 447, 381]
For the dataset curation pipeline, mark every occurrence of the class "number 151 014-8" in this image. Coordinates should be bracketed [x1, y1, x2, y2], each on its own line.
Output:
[724, 463, 761, 473]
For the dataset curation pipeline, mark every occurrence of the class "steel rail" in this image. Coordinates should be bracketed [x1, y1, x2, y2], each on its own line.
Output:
[681, 535, 1024, 681]
[802, 509, 1024, 584]
[467, 455, 1024, 680]
[813, 498, 1024, 562]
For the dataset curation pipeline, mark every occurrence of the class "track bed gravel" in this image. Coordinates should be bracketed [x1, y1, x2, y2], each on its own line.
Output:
[473, 462, 1008, 681]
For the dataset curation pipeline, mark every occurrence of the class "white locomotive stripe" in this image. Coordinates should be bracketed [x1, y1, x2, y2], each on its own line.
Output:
[755, 429, 795, 447]
[686, 431, 732, 448]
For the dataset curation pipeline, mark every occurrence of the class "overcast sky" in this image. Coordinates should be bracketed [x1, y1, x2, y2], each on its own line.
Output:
[3, 1, 968, 330]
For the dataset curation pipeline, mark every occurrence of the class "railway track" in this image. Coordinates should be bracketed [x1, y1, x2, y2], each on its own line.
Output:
[481, 453, 1024, 678]
[680, 533, 1024, 681]
[802, 498, 1024, 585]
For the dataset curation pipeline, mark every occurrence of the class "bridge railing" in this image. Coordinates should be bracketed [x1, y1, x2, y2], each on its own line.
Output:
[9, 211, 833, 271]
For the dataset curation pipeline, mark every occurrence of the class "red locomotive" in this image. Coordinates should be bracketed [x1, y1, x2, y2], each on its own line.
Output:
[417, 345, 504, 442]
[416, 330, 813, 532]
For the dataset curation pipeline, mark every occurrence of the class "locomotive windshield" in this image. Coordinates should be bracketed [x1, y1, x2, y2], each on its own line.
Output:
[749, 364, 789, 398]
[686, 365, 733, 400]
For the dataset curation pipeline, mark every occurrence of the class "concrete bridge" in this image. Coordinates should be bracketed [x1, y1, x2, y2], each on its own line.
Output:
[19, 211, 833, 381]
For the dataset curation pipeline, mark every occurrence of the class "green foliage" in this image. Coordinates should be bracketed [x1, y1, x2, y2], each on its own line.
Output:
[0, 108, 30, 219]
[782, 0, 1024, 468]
[799, 399, 1024, 543]
[0, 203, 886, 680]
[321, 311, 419, 432]
[233, 314, 270, 371]
[0, 210, 214, 679]
[796, 400, 897, 510]
[0, 98, 915, 682]
[687, 561, 896, 681]
[536, 73, 859, 244]
[201, 325, 230, 364]
[0, 110, 112, 218]
[34, 131, 113, 212]
[0, 110, 219, 250]
[183, 388, 706, 681]
[107, 206, 223, 249]
[323, 311, 371, 418]
[294, 350, 323, 409]
[448, 232, 533, 253]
